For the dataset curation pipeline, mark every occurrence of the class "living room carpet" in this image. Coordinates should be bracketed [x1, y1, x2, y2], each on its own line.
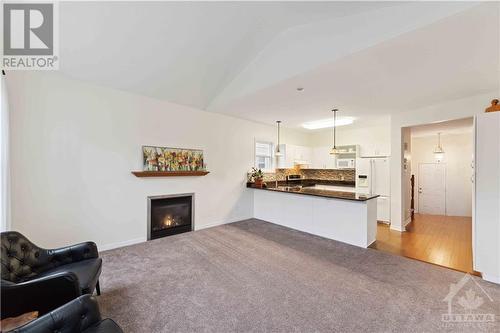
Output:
[98, 219, 500, 332]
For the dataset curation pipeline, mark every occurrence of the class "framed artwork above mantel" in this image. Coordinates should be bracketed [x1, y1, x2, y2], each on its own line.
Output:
[132, 146, 209, 177]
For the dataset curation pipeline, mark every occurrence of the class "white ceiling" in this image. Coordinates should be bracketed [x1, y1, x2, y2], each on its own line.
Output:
[410, 117, 473, 138]
[57, 1, 499, 129]
[60, 1, 396, 109]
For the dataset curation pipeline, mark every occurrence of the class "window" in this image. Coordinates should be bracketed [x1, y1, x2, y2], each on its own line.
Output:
[255, 141, 273, 171]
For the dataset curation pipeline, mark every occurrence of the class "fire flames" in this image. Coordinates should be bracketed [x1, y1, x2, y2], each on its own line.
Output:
[163, 215, 176, 227]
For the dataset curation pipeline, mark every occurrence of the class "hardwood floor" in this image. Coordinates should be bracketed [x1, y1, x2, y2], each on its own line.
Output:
[370, 213, 475, 274]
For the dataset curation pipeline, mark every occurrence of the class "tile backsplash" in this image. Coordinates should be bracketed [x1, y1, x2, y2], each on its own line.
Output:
[300, 168, 355, 181]
[255, 168, 355, 182]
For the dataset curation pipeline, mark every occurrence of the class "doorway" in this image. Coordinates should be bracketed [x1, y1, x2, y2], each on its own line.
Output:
[371, 117, 475, 274]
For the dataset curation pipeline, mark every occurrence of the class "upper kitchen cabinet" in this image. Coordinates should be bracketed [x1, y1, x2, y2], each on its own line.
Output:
[311, 147, 335, 169]
[276, 144, 292, 168]
[335, 144, 358, 158]
[359, 143, 390, 157]
[293, 145, 311, 165]
[276, 144, 312, 168]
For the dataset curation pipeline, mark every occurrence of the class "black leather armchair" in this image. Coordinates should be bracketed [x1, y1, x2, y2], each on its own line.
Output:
[7, 294, 123, 333]
[1, 231, 102, 319]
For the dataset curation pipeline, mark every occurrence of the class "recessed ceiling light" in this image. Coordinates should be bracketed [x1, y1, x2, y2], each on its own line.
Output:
[296, 87, 304, 92]
[302, 117, 354, 130]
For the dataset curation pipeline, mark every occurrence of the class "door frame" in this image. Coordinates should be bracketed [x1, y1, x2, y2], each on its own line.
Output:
[417, 162, 447, 215]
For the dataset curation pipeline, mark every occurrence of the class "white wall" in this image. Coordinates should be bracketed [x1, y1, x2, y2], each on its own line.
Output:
[309, 118, 391, 156]
[474, 112, 500, 283]
[1, 74, 11, 231]
[6, 71, 309, 249]
[411, 132, 473, 217]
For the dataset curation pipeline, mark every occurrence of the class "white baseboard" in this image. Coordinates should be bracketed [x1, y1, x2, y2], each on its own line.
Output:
[366, 238, 376, 248]
[390, 217, 412, 232]
[194, 221, 226, 231]
[194, 216, 252, 231]
[482, 273, 500, 284]
[100, 237, 145, 252]
[390, 224, 405, 232]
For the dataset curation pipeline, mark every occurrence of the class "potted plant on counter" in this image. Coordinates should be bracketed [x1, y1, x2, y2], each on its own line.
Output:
[250, 167, 264, 188]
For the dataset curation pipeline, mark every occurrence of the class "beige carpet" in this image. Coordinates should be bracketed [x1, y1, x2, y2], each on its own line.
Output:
[98, 219, 500, 332]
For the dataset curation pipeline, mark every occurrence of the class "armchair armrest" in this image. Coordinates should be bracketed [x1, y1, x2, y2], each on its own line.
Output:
[48, 241, 99, 266]
[1, 272, 81, 319]
[8, 295, 112, 333]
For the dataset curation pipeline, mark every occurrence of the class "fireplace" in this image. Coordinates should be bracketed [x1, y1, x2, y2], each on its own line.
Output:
[147, 193, 193, 240]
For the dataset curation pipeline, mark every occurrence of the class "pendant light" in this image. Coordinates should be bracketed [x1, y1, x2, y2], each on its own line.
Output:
[434, 132, 445, 162]
[275, 121, 283, 156]
[330, 109, 339, 155]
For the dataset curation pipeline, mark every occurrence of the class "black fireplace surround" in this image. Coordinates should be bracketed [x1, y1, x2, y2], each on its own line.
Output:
[148, 194, 193, 240]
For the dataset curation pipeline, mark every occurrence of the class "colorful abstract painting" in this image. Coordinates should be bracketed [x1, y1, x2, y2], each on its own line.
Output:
[142, 146, 205, 172]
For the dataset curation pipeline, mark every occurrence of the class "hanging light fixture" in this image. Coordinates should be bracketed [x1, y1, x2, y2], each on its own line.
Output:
[330, 109, 339, 155]
[434, 132, 445, 162]
[275, 120, 282, 156]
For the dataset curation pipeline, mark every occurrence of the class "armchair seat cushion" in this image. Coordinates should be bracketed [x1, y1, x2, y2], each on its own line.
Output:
[84, 319, 123, 333]
[37, 258, 102, 294]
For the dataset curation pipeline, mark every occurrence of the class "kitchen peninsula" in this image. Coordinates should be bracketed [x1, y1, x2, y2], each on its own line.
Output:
[248, 177, 379, 248]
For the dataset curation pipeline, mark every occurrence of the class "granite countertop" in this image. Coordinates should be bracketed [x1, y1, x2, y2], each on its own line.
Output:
[247, 180, 379, 202]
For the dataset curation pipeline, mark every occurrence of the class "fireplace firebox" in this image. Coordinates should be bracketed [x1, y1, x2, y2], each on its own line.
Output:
[147, 194, 193, 240]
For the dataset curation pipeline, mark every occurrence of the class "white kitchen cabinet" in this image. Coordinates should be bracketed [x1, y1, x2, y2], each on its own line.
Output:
[312, 147, 335, 169]
[360, 143, 390, 158]
[253, 189, 378, 248]
[293, 145, 312, 164]
[276, 144, 312, 168]
[376, 196, 391, 222]
[276, 144, 292, 168]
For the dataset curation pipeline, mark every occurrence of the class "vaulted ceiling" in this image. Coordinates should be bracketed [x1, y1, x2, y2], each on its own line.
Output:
[60, 2, 396, 108]
[58, 1, 499, 128]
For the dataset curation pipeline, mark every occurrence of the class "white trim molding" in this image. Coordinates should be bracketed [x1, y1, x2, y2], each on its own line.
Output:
[100, 237, 145, 252]
[390, 224, 405, 232]
[391, 216, 412, 232]
[482, 273, 500, 285]
[403, 216, 412, 228]
[195, 216, 253, 232]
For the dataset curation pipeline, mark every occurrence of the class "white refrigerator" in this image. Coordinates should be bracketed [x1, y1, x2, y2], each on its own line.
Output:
[356, 157, 391, 223]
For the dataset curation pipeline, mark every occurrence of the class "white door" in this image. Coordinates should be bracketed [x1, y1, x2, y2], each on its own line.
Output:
[418, 163, 446, 215]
